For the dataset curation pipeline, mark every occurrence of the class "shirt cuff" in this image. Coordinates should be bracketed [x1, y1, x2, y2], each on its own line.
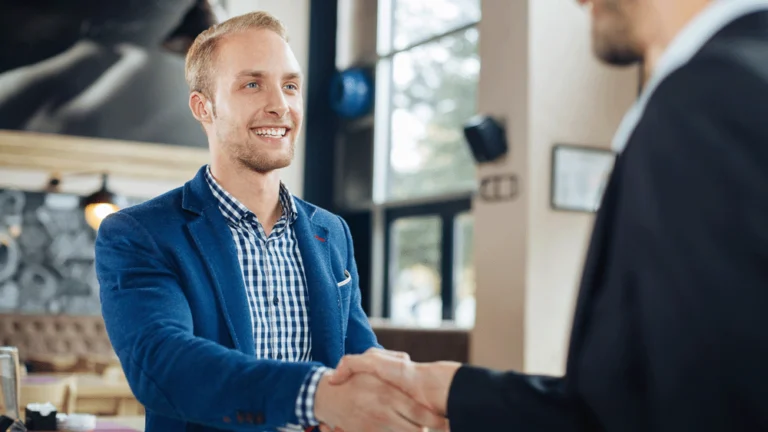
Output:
[295, 366, 331, 426]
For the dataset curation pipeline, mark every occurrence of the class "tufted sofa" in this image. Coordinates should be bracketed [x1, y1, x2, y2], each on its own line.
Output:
[0, 314, 470, 373]
[0, 314, 117, 373]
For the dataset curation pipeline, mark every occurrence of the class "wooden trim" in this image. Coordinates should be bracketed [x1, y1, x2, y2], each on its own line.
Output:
[0, 129, 209, 181]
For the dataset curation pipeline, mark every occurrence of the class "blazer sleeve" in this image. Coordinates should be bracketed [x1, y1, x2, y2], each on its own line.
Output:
[447, 367, 591, 432]
[96, 211, 321, 431]
[337, 215, 382, 354]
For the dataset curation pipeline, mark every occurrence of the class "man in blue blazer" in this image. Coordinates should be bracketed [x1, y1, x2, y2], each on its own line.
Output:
[95, 10, 446, 432]
[327, 1, 768, 432]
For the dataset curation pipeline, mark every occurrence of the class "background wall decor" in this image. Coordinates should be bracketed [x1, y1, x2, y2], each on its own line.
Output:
[0, 188, 142, 315]
[0, 0, 223, 149]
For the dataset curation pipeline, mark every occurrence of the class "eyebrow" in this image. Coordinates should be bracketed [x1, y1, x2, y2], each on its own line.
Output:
[235, 70, 303, 81]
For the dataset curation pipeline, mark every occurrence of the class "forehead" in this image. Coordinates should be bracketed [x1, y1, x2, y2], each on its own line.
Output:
[215, 28, 302, 78]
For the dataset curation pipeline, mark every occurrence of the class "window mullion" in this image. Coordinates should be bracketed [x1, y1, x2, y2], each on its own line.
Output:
[378, 20, 480, 59]
[440, 212, 456, 321]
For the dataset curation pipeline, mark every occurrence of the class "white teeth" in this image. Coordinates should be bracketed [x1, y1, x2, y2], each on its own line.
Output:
[255, 127, 287, 137]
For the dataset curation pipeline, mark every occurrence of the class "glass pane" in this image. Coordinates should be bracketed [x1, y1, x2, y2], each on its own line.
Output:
[388, 27, 479, 201]
[392, 0, 481, 50]
[389, 216, 442, 327]
[453, 212, 475, 328]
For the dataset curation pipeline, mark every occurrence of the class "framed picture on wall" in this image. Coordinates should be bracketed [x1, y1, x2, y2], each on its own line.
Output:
[550, 144, 616, 213]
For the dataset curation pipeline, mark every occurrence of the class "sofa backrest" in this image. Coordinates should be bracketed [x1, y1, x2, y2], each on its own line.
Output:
[0, 314, 114, 361]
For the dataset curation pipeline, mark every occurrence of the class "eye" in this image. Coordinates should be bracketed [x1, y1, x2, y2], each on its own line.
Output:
[245, 82, 258, 89]
[284, 83, 299, 91]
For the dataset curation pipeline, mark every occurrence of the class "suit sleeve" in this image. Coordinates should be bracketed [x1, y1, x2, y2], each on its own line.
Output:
[447, 368, 590, 431]
[623, 53, 768, 430]
[96, 212, 321, 431]
[337, 216, 381, 354]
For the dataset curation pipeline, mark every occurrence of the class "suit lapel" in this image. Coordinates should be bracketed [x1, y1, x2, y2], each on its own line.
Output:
[182, 168, 255, 356]
[293, 201, 343, 367]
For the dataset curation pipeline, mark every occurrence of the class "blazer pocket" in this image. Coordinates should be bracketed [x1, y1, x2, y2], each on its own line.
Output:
[337, 270, 352, 287]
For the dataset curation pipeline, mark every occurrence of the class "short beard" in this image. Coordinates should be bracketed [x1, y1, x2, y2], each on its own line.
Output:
[592, 0, 642, 66]
[235, 141, 295, 173]
[594, 44, 642, 66]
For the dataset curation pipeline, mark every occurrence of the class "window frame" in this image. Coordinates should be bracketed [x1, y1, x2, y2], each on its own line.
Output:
[381, 196, 472, 320]
[367, 0, 480, 324]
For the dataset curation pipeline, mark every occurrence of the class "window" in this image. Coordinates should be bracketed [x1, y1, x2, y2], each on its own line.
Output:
[389, 215, 443, 327]
[380, 0, 481, 202]
[390, 0, 481, 51]
[453, 212, 475, 327]
[371, 0, 480, 328]
[388, 27, 480, 200]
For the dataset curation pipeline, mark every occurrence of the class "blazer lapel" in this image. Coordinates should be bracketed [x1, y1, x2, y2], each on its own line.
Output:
[293, 201, 343, 367]
[182, 168, 255, 356]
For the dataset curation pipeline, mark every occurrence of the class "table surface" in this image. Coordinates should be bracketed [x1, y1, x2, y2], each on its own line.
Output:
[35, 416, 145, 432]
[23, 373, 134, 398]
[97, 416, 145, 431]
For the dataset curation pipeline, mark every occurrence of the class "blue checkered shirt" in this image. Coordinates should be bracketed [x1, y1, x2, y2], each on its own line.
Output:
[204, 166, 327, 429]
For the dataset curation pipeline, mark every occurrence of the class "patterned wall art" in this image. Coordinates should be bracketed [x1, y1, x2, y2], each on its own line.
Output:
[0, 0, 223, 149]
[0, 188, 141, 315]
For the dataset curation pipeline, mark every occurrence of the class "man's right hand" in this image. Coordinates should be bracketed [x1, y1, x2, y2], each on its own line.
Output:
[313, 370, 448, 432]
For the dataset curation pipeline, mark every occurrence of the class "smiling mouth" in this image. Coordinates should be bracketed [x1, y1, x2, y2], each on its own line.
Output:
[252, 126, 290, 138]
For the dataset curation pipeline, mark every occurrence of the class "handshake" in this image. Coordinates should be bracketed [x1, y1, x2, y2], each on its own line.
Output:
[313, 348, 462, 432]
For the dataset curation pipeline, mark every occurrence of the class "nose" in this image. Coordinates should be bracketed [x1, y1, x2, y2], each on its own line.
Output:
[264, 86, 289, 118]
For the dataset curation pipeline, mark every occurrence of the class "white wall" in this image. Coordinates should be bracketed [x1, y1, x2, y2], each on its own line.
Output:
[469, 0, 531, 372]
[471, 0, 639, 374]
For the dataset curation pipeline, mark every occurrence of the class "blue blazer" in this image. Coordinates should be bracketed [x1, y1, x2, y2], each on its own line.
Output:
[95, 166, 380, 432]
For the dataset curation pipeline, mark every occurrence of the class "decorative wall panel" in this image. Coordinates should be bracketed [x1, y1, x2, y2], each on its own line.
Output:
[0, 189, 141, 315]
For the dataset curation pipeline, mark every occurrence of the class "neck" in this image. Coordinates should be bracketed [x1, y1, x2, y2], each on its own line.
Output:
[209, 159, 283, 227]
[640, 0, 711, 81]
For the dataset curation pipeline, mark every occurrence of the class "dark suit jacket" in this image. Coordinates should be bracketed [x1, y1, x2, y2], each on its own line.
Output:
[447, 8, 768, 432]
[95, 166, 379, 432]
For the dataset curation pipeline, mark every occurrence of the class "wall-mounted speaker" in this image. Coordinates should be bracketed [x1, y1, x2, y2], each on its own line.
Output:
[463, 115, 508, 163]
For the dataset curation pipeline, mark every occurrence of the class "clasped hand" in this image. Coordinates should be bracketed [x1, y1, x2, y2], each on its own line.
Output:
[313, 348, 461, 432]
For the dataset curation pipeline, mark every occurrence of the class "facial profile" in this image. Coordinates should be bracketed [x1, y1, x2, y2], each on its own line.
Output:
[188, 15, 303, 174]
[582, 0, 644, 66]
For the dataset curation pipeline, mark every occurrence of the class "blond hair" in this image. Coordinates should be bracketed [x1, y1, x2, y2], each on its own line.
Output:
[185, 11, 287, 102]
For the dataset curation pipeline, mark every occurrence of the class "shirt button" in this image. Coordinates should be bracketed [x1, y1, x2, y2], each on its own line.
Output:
[273, 296, 280, 306]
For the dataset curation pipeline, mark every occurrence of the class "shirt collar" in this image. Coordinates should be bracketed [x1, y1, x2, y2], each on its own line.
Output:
[204, 165, 298, 225]
[612, 0, 768, 153]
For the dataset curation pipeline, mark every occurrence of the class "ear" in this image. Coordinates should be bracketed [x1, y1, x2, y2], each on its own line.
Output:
[189, 91, 214, 123]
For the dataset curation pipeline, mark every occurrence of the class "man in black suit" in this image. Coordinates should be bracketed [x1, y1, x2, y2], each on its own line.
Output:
[326, 0, 768, 431]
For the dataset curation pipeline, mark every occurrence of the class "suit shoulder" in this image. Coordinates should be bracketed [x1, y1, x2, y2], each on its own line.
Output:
[647, 44, 768, 127]
[293, 197, 347, 231]
[699, 36, 768, 84]
[632, 40, 768, 174]
[100, 187, 187, 241]
[119, 186, 185, 223]
[658, 38, 768, 102]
